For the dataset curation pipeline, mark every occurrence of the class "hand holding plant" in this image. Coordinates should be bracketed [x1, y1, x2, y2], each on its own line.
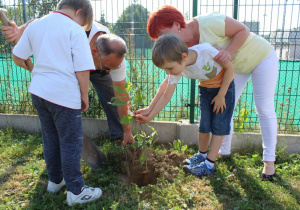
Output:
[134, 106, 151, 116]
[134, 105, 153, 124]
[134, 113, 152, 124]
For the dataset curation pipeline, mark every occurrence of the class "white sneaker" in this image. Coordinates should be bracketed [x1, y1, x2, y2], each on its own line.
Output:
[67, 185, 102, 206]
[47, 179, 66, 193]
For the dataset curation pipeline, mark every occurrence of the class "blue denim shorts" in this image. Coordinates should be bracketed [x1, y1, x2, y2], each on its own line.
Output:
[198, 81, 235, 135]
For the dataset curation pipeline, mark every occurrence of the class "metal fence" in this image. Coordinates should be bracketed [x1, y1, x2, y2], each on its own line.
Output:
[0, 0, 299, 134]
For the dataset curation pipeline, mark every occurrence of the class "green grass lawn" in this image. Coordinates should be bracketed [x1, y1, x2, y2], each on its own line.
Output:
[0, 128, 299, 209]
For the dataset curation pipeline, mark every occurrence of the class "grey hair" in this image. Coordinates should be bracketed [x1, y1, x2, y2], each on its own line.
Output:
[94, 34, 127, 58]
[56, 0, 93, 30]
[152, 33, 188, 67]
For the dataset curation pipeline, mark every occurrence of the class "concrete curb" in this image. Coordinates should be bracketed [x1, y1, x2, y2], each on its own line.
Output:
[0, 114, 299, 154]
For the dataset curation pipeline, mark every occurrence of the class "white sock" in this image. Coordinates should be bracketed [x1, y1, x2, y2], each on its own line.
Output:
[199, 151, 207, 159]
[205, 159, 215, 169]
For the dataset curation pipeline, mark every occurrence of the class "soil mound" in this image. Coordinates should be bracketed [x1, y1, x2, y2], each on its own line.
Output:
[124, 148, 188, 186]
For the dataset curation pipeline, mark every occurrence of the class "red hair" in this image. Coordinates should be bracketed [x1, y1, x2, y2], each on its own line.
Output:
[147, 5, 186, 40]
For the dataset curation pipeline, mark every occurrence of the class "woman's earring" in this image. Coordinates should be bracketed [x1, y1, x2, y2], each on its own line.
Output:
[178, 30, 181, 33]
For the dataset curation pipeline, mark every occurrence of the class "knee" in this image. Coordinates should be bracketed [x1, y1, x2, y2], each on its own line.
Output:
[256, 105, 276, 118]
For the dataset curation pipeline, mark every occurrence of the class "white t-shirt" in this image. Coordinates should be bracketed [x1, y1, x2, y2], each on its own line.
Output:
[13, 12, 95, 109]
[168, 43, 223, 85]
[88, 22, 110, 43]
[88, 22, 126, 82]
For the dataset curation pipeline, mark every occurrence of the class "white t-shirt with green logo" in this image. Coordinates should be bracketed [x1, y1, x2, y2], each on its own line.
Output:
[168, 43, 223, 84]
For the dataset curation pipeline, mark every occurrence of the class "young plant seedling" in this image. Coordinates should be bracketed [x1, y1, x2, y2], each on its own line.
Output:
[111, 81, 158, 171]
[170, 139, 187, 154]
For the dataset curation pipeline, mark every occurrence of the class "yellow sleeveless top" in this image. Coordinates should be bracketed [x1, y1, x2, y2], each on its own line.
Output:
[195, 13, 272, 74]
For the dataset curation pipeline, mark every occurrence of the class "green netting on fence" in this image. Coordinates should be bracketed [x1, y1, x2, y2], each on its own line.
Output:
[0, 0, 299, 134]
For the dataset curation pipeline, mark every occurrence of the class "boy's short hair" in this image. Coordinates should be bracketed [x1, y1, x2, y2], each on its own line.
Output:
[94, 34, 127, 59]
[152, 33, 188, 68]
[57, 0, 93, 30]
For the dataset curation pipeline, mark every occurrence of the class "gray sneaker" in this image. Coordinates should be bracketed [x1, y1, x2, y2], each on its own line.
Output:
[67, 185, 102, 206]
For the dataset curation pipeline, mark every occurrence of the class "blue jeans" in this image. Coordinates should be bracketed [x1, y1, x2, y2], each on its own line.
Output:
[198, 81, 235, 135]
[31, 95, 85, 192]
[90, 73, 124, 139]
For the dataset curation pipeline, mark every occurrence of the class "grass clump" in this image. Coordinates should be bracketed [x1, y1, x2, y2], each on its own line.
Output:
[0, 128, 299, 209]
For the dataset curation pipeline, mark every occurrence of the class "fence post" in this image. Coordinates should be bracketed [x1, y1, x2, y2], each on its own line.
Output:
[22, 0, 27, 23]
[190, 0, 198, 124]
[233, 0, 239, 19]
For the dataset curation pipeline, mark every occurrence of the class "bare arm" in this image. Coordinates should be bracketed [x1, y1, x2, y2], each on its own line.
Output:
[136, 82, 177, 123]
[112, 79, 134, 148]
[214, 16, 250, 64]
[75, 71, 90, 112]
[224, 16, 250, 55]
[211, 61, 235, 114]
[148, 76, 169, 111]
[135, 76, 169, 116]
[12, 54, 32, 71]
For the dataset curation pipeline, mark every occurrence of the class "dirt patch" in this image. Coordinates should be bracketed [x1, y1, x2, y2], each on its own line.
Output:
[124, 148, 188, 187]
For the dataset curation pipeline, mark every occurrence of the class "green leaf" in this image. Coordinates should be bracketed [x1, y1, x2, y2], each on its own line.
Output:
[173, 141, 180, 151]
[240, 108, 249, 117]
[140, 151, 146, 165]
[141, 138, 146, 148]
[147, 124, 155, 131]
[124, 81, 132, 93]
[181, 145, 188, 153]
[131, 141, 139, 148]
[111, 99, 128, 106]
[150, 131, 157, 138]
[113, 86, 127, 94]
[136, 134, 144, 141]
[134, 93, 146, 104]
[120, 115, 134, 125]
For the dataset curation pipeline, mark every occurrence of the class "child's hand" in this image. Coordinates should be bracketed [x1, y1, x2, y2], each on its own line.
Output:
[81, 95, 89, 112]
[135, 114, 151, 124]
[134, 107, 151, 116]
[211, 94, 226, 114]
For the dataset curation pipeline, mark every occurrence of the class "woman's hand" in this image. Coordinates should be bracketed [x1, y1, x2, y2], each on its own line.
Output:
[213, 48, 231, 65]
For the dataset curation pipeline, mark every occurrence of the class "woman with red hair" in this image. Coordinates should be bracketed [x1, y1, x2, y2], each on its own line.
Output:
[143, 5, 278, 181]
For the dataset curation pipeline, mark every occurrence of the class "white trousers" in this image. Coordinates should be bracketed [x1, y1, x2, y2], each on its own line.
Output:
[219, 49, 278, 161]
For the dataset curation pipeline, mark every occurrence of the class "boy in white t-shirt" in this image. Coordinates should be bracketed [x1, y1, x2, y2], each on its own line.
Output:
[135, 33, 235, 176]
[12, 0, 101, 206]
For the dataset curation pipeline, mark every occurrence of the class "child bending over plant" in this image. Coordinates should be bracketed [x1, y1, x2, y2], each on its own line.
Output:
[135, 33, 235, 177]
